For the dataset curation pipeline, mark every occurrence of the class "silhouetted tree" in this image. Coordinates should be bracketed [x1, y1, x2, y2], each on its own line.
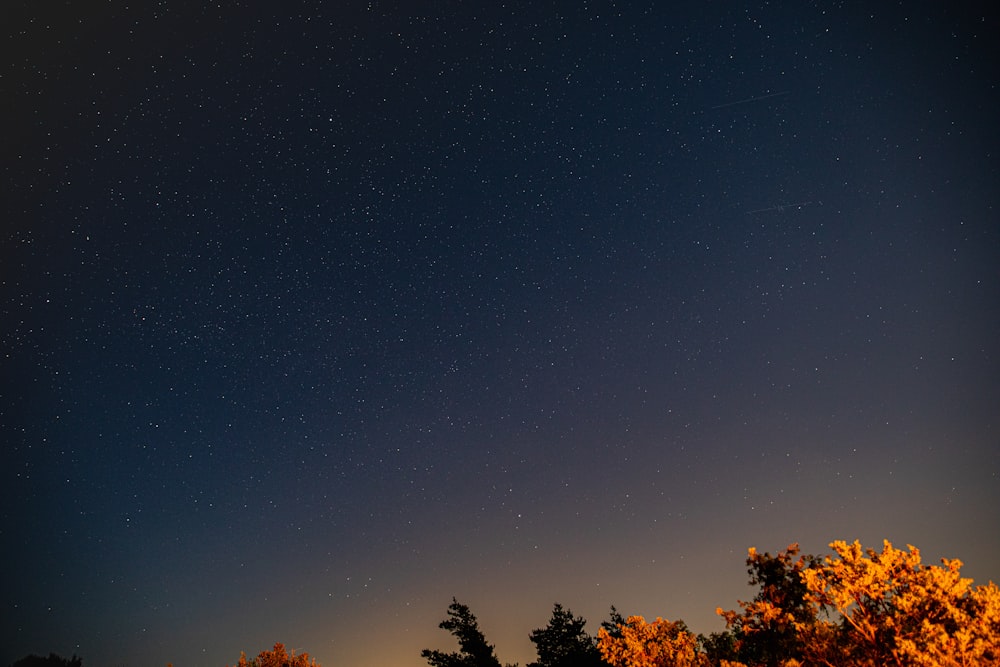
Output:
[10, 655, 82, 667]
[697, 630, 738, 665]
[528, 603, 604, 667]
[598, 605, 627, 640]
[717, 543, 821, 667]
[422, 598, 503, 667]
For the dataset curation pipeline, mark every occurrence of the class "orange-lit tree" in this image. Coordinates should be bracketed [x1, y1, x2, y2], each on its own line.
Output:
[717, 540, 1000, 667]
[800, 540, 1000, 667]
[228, 642, 319, 667]
[716, 543, 823, 667]
[597, 615, 705, 667]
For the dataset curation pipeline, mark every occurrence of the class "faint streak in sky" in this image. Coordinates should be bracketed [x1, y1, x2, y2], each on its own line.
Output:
[745, 201, 815, 215]
[710, 90, 791, 110]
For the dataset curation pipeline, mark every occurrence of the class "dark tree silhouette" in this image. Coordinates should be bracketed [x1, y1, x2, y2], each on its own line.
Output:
[421, 598, 503, 667]
[528, 603, 604, 667]
[717, 543, 823, 667]
[698, 630, 739, 665]
[10, 655, 82, 667]
[598, 605, 627, 640]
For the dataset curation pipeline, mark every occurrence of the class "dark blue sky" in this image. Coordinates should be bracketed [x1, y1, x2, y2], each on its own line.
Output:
[3, 2, 998, 666]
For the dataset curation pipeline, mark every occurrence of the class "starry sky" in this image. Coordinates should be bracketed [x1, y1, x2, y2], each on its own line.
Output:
[2, 2, 998, 666]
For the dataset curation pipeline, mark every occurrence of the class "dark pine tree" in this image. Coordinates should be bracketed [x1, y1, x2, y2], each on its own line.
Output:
[421, 598, 503, 667]
[528, 603, 604, 667]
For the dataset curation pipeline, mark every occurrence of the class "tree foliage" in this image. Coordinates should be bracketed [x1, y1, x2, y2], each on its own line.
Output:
[799, 539, 1000, 667]
[227, 642, 319, 667]
[10, 655, 82, 667]
[600, 605, 628, 640]
[716, 540, 1000, 667]
[418, 539, 998, 667]
[716, 543, 822, 666]
[697, 631, 738, 666]
[422, 598, 504, 667]
[528, 603, 604, 667]
[597, 615, 703, 667]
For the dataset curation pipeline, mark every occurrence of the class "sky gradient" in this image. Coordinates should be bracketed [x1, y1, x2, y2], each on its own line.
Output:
[2, 2, 998, 667]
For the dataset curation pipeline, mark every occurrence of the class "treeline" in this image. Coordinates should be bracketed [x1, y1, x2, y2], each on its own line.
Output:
[8, 657, 81, 667]
[421, 540, 1000, 667]
[6, 644, 318, 667]
[13, 540, 1000, 667]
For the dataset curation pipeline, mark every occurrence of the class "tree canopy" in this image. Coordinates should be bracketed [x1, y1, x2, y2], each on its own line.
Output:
[715, 543, 822, 666]
[227, 642, 319, 667]
[799, 540, 1000, 666]
[22, 539, 996, 667]
[528, 603, 604, 667]
[598, 616, 701, 667]
[9, 655, 82, 667]
[595, 539, 1000, 667]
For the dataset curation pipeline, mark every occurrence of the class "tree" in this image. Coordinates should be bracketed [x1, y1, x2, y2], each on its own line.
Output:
[799, 539, 1000, 667]
[600, 606, 628, 640]
[227, 642, 319, 667]
[528, 603, 604, 667]
[697, 630, 738, 666]
[716, 539, 1000, 667]
[417, 540, 1000, 667]
[716, 543, 822, 667]
[597, 615, 704, 667]
[421, 598, 503, 667]
[10, 655, 82, 667]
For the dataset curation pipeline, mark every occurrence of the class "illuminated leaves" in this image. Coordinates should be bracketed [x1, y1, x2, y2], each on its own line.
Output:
[800, 540, 1000, 667]
[597, 615, 703, 667]
[228, 643, 319, 667]
[718, 540, 1000, 667]
[225, 540, 999, 667]
[716, 543, 821, 666]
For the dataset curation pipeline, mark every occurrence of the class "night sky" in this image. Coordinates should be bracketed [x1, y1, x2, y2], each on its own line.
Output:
[2, 2, 998, 667]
